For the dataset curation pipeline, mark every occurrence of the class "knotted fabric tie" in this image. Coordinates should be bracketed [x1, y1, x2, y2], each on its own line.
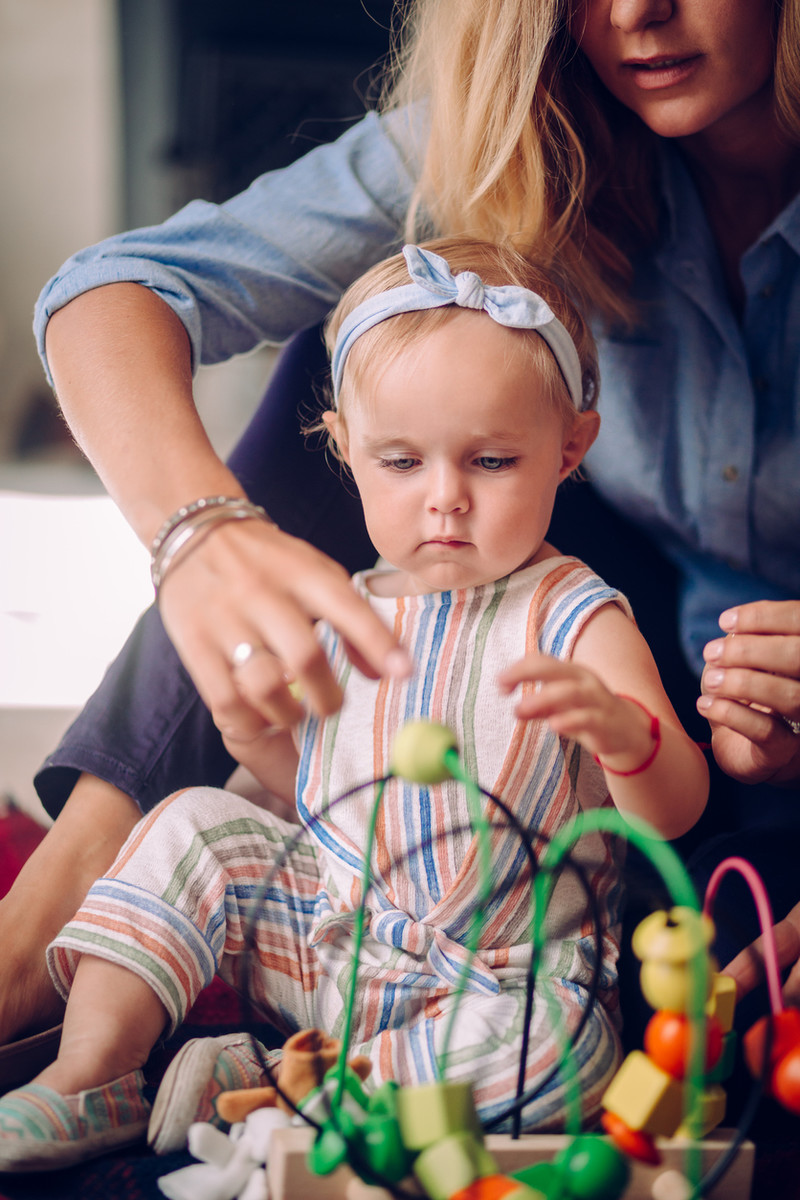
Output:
[331, 244, 585, 410]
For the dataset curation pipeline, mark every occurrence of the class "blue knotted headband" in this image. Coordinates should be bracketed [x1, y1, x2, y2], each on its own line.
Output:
[331, 244, 585, 410]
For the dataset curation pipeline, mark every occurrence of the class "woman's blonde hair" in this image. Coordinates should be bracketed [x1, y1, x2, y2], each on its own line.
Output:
[381, 0, 799, 326]
[314, 236, 598, 459]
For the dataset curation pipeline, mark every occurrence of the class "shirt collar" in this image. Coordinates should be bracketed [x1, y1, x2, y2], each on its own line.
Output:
[657, 140, 800, 260]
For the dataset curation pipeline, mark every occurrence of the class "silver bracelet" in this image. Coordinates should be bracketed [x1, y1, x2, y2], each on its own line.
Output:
[150, 496, 273, 594]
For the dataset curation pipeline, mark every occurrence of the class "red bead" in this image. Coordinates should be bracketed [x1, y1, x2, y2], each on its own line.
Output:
[743, 1009, 800, 1082]
[600, 1111, 661, 1165]
[772, 1045, 800, 1115]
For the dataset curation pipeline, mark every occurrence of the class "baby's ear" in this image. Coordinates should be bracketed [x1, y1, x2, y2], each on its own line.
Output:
[559, 410, 599, 480]
[323, 410, 349, 463]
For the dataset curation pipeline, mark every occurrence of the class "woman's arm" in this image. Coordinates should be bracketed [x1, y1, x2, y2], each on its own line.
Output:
[46, 284, 227, 546]
[499, 603, 709, 840]
[37, 113, 419, 736]
[35, 112, 417, 380]
[5, 117, 419, 1042]
[45, 284, 409, 734]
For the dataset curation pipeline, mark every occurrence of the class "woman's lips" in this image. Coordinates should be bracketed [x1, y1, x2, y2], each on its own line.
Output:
[622, 54, 702, 90]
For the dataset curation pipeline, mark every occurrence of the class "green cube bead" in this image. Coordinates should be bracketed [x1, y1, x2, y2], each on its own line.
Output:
[413, 1131, 498, 1200]
[396, 1080, 482, 1150]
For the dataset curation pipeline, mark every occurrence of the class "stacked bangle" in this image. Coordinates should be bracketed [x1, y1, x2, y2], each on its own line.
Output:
[594, 695, 661, 777]
[150, 496, 274, 595]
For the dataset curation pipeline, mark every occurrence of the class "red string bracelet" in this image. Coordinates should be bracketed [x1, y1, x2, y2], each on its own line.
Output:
[594, 694, 661, 777]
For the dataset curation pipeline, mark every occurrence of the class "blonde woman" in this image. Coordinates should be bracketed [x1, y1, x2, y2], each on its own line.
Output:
[6, 0, 799, 1058]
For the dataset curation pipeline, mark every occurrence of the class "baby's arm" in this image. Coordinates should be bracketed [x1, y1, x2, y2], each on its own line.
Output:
[222, 726, 299, 811]
[498, 603, 708, 840]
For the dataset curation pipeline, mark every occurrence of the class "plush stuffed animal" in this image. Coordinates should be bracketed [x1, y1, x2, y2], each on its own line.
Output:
[215, 1028, 372, 1123]
[157, 1029, 373, 1200]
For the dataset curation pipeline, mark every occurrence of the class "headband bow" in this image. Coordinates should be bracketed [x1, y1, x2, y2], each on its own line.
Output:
[331, 244, 585, 410]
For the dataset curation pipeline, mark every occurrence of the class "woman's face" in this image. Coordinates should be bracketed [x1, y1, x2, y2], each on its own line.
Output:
[571, 0, 777, 143]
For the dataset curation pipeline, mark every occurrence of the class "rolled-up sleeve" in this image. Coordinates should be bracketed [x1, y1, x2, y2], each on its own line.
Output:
[34, 109, 421, 383]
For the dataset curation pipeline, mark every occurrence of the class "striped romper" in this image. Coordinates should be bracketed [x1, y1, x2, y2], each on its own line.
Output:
[48, 556, 629, 1132]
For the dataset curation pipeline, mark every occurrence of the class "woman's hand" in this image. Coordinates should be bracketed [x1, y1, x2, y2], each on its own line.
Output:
[723, 898, 800, 1006]
[697, 601, 800, 786]
[158, 516, 411, 742]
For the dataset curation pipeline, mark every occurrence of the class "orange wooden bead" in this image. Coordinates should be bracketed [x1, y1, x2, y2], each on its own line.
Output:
[644, 1010, 724, 1080]
[450, 1174, 538, 1200]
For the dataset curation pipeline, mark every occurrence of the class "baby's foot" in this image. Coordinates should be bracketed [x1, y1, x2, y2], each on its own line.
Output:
[0, 1070, 150, 1172]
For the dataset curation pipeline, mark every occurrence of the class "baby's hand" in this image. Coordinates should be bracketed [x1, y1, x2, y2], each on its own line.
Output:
[222, 725, 299, 805]
[498, 654, 656, 773]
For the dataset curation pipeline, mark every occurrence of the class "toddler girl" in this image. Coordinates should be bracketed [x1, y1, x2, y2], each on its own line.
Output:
[0, 239, 708, 1171]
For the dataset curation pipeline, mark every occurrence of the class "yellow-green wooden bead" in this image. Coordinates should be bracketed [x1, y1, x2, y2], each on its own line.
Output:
[390, 721, 458, 784]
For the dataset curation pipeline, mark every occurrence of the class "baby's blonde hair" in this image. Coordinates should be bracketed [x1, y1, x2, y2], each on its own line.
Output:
[381, 0, 799, 327]
[315, 236, 598, 460]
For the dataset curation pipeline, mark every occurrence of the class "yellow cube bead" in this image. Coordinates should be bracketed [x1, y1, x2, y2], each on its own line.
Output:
[707, 973, 736, 1034]
[602, 1050, 684, 1137]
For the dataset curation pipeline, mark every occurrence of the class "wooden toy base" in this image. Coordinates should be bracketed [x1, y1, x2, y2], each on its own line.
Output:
[267, 1125, 754, 1200]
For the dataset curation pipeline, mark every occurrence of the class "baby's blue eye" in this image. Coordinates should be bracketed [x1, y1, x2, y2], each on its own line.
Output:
[477, 456, 515, 471]
[379, 456, 417, 471]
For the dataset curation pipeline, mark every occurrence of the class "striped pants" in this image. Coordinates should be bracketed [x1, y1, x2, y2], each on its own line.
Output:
[47, 786, 621, 1132]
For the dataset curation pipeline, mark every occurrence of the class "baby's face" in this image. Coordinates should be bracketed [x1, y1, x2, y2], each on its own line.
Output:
[333, 311, 591, 596]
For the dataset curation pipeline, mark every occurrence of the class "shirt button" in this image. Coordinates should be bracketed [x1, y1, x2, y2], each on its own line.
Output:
[722, 465, 739, 482]
[760, 283, 775, 298]
[754, 376, 768, 392]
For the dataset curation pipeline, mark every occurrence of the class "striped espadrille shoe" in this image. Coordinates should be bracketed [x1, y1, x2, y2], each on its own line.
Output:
[0, 1069, 150, 1172]
[148, 1033, 278, 1154]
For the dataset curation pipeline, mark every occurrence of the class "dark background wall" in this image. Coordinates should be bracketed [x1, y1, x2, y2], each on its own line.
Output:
[119, 0, 396, 227]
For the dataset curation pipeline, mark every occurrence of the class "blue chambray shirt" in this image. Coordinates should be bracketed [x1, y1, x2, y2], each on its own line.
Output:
[34, 113, 800, 676]
[587, 145, 800, 670]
